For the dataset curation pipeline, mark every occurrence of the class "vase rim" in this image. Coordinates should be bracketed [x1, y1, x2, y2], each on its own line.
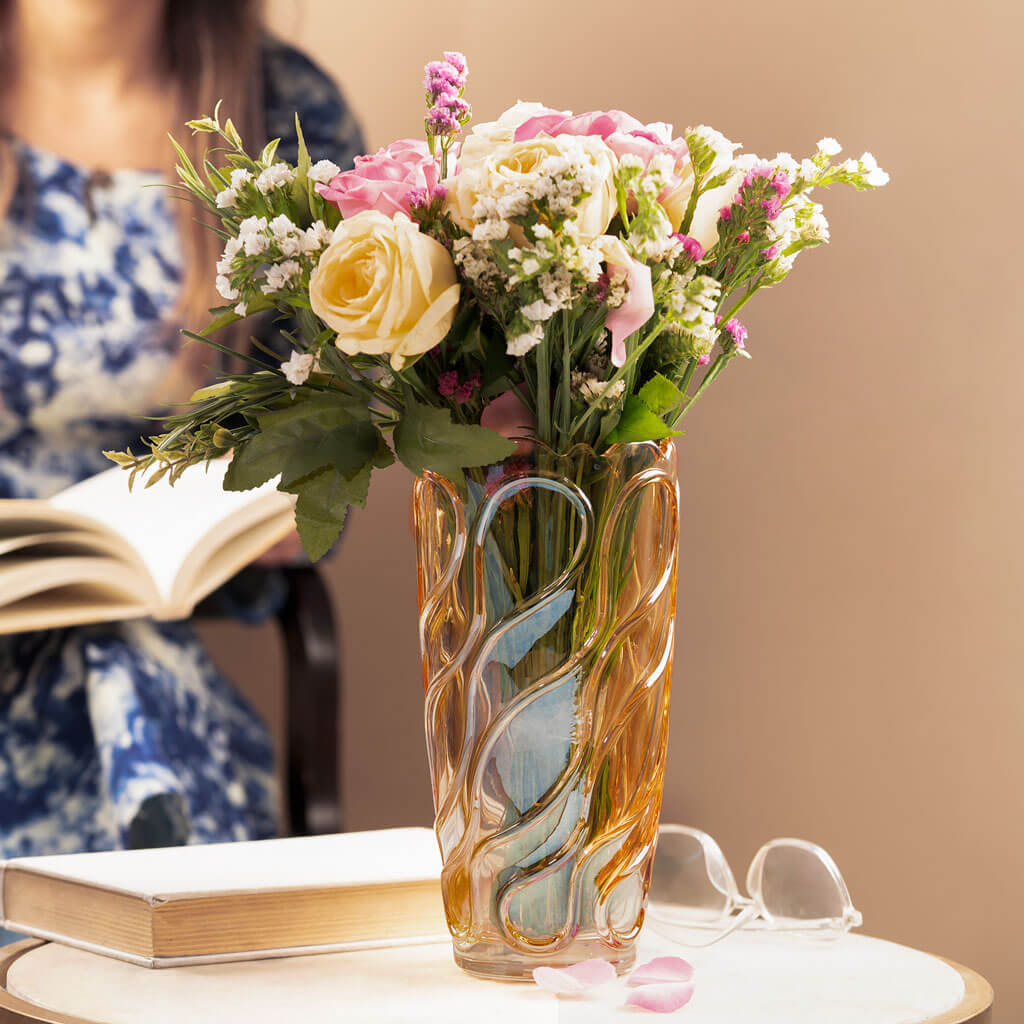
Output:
[417, 438, 675, 484]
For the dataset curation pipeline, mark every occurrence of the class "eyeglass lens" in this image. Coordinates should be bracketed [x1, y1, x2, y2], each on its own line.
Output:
[751, 843, 847, 928]
[648, 829, 732, 926]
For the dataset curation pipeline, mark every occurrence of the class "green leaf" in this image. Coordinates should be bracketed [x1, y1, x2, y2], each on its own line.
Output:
[288, 463, 371, 560]
[223, 394, 375, 491]
[259, 137, 281, 165]
[702, 169, 732, 192]
[290, 115, 313, 221]
[394, 394, 517, 479]
[606, 396, 681, 444]
[637, 374, 686, 417]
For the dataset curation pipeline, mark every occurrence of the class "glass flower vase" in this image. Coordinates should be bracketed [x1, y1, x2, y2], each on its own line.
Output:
[412, 440, 679, 980]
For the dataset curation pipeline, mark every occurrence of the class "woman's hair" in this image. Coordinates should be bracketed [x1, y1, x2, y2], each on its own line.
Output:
[0, 0, 266, 401]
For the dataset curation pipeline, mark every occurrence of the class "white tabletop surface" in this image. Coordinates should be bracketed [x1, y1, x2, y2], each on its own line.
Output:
[6, 930, 966, 1024]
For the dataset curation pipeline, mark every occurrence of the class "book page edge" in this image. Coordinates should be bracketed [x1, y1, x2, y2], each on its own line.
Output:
[0, 866, 441, 906]
[2, 927, 452, 971]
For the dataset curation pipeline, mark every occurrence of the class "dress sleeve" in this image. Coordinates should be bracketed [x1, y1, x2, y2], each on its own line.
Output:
[261, 37, 367, 171]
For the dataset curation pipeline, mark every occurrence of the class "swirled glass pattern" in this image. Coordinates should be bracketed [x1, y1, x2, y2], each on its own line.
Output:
[414, 441, 679, 979]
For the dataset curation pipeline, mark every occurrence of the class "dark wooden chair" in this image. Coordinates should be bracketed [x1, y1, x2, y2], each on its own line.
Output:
[197, 565, 342, 837]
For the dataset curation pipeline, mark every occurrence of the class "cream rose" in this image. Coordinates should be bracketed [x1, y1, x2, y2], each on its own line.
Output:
[661, 126, 742, 249]
[446, 133, 618, 243]
[457, 101, 568, 165]
[309, 210, 460, 371]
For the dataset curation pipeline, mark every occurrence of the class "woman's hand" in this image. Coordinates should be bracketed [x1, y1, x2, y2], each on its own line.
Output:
[254, 528, 307, 567]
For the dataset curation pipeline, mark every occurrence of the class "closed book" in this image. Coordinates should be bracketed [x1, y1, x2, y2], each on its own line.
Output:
[0, 828, 448, 968]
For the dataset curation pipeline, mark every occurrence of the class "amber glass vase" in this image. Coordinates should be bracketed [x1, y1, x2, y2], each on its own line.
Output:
[413, 440, 679, 980]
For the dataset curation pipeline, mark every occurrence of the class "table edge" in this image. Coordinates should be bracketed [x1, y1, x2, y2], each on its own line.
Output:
[0, 939, 996, 1024]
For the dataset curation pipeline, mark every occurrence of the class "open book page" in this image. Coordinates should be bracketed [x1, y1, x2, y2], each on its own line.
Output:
[50, 461, 294, 605]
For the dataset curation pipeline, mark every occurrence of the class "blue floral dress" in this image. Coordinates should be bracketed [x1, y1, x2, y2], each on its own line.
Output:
[0, 41, 364, 868]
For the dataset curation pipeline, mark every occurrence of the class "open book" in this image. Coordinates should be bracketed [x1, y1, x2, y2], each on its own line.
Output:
[0, 461, 296, 635]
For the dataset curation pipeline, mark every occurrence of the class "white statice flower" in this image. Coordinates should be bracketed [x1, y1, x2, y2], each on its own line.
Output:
[238, 216, 269, 256]
[300, 220, 333, 254]
[215, 187, 237, 209]
[859, 152, 890, 187]
[215, 274, 239, 301]
[817, 137, 842, 157]
[799, 157, 818, 181]
[453, 237, 505, 289]
[495, 188, 532, 220]
[773, 152, 799, 177]
[280, 351, 316, 385]
[269, 213, 303, 256]
[842, 158, 859, 174]
[507, 322, 545, 357]
[571, 371, 625, 408]
[521, 297, 560, 322]
[570, 242, 606, 283]
[261, 259, 301, 295]
[255, 162, 296, 194]
[667, 274, 720, 351]
[308, 160, 340, 185]
[605, 265, 630, 308]
[234, 301, 247, 317]
[538, 264, 572, 309]
[216, 236, 242, 275]
[230, 168, 253, 190]
[802, 202, 830, 243]
[472, 217, 511, 242]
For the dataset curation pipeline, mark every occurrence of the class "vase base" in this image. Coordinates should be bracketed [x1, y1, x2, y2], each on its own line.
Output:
[453, 941, 637, 982]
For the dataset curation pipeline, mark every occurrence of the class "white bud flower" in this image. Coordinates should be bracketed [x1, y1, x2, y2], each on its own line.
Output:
[280, 351, 316, 385]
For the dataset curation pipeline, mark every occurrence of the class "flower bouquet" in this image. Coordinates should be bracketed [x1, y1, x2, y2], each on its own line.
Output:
[110, 51, 886, 979]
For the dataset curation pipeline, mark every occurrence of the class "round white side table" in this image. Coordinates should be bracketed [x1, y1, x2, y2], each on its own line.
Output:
[0, 931, 993, 1024]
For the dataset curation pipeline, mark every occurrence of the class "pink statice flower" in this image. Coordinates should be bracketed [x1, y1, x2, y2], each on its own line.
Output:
[437, 370, 459, 397]
[737, 230, 750, 243]
[742, 162, 775, 188]
[455, 372, 481, 404]
[442, 50, 467, 76]
[424, 52, 471, 141]
[673, 234, 705, 262]
[761, 196, 783, 220]
[316, 139, 439, 219]
[719, 205, 733, 222]
[772, 170, 792, 200]
[723, 317, 748, 350]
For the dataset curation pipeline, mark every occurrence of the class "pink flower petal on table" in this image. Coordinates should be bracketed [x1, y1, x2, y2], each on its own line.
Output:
[532, 958, 616, 994]
[563, 959, 617, 986]
[627, 956, 695, 987]
[624, 981, 695, 1013]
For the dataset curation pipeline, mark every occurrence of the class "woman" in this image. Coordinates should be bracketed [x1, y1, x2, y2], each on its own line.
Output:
[0, 0, 364, 858]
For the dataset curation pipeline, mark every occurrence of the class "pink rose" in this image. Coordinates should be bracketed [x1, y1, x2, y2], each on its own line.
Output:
[515, 110, 693, 229]
[605, 259, 655, 368]
[316, 139, 439, 219]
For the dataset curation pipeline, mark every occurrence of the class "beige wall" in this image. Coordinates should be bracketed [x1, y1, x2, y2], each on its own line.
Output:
[208, 0, 1023, 1014]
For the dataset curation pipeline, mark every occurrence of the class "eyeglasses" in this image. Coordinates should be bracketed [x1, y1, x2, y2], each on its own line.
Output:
[646, 824, 863, 947]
